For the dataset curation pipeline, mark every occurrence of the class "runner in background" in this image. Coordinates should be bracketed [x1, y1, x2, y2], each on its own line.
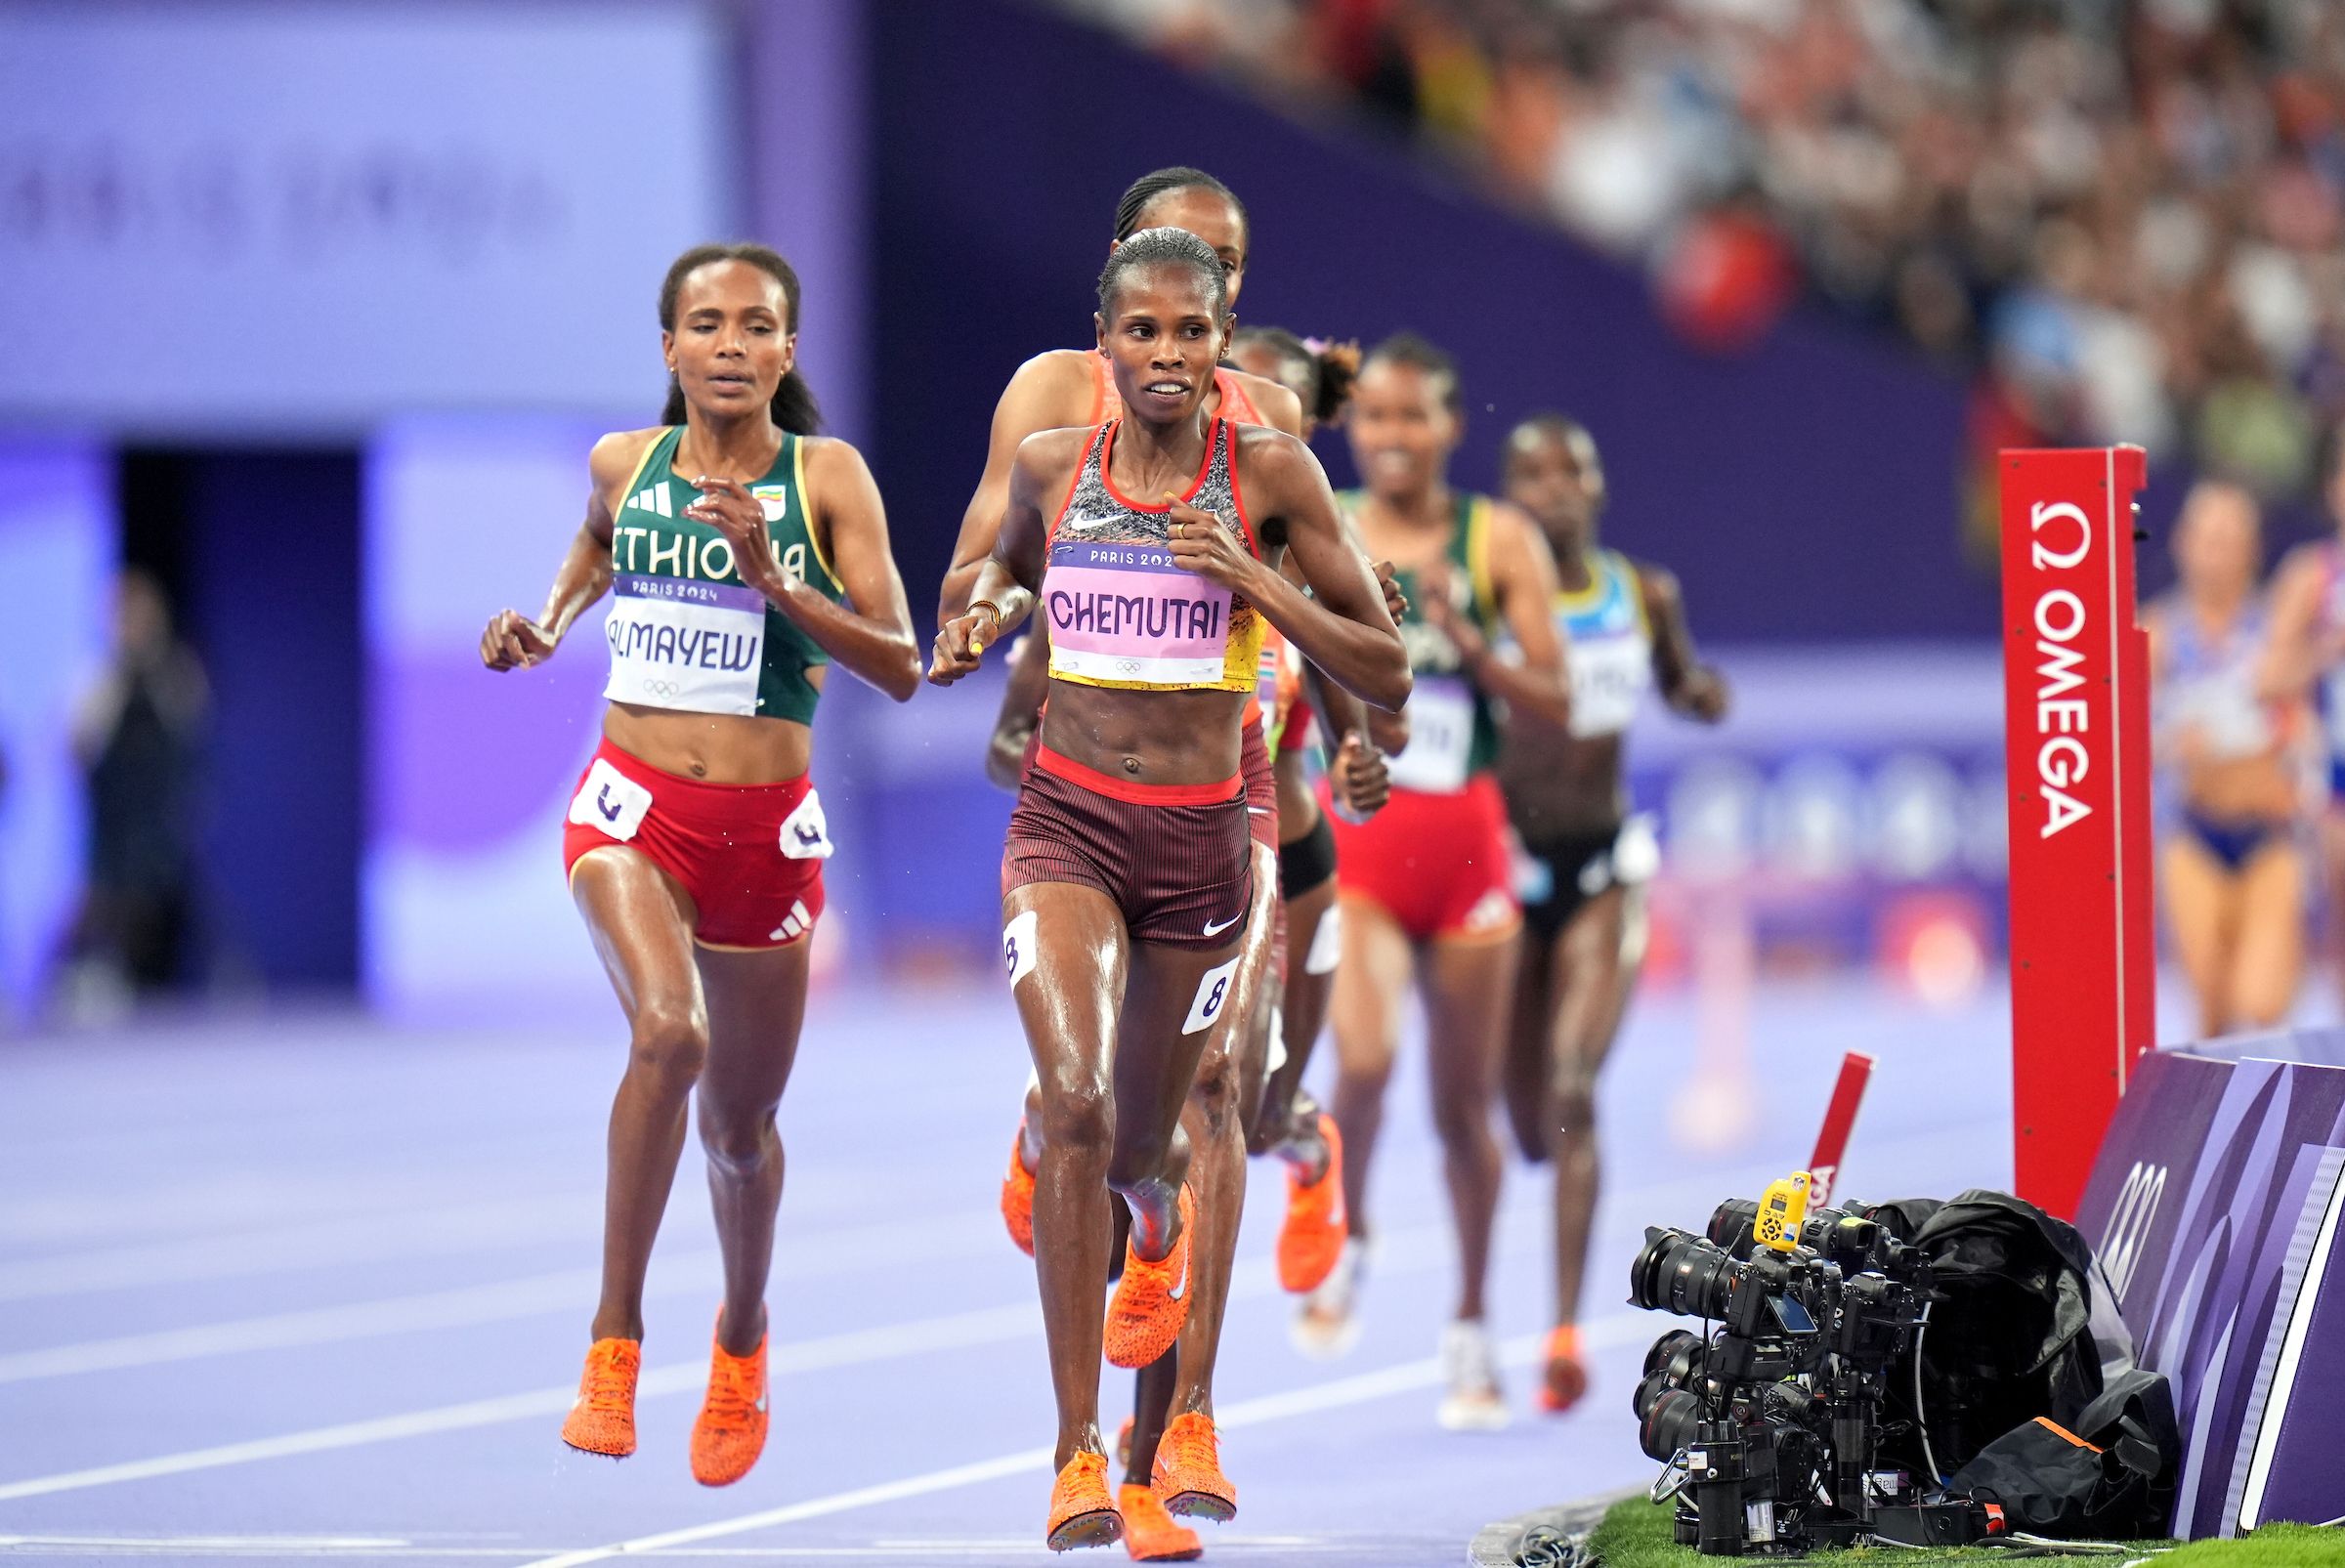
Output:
[1302, 336, 1572, 1432]
[2154, 480, 2302, 1038]
[1492, 413, 1727, 1415]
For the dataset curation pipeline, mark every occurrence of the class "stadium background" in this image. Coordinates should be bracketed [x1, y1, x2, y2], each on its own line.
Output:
[2, 2, 2339, 1557]
[19, 0, 2324, 1023]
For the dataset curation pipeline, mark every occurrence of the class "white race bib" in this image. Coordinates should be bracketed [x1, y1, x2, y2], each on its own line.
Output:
[1567, 631, 1652, 739]
[569, 759, 653, 841]
[779, 789, 834, 861]
[1386, 675, 1474, 793]
[602, 573, 766, 715]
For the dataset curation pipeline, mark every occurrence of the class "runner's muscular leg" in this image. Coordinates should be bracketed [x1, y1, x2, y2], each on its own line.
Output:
[2229, 840, 2304, 1031]
[572, 846, 707, 1344]
[1004, 880, 1130, 1470]
[1170, 838, 1280, 1418]
[1422, 927, 1521, 1324]
[1329, 896, 1413, 1243]
[1545, 886, 1636, 1332]
[694, 940, 812, 1356]
[1257, 869, 1339, 1163]
[1504, 917, 1558, 1164]
[2160, 833, 2238, 1038]
[1109, 929, 1244, 1257]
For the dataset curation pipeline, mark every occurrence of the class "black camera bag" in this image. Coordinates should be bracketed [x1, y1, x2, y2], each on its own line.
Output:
[1945, 1368, 2178, 1537]
[1868, 1190, 2109, 1477]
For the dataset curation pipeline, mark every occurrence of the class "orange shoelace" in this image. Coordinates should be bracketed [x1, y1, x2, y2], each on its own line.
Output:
[701, 1348, 761, 1426]
[581, 1341, 638, 1407]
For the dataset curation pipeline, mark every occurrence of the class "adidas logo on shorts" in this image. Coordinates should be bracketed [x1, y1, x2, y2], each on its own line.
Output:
[1462, 888, 1516, 934]
[769, 900, 814, 943]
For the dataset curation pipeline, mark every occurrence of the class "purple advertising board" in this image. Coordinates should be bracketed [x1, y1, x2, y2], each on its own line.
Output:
[2076, 1043, 2345, 1535]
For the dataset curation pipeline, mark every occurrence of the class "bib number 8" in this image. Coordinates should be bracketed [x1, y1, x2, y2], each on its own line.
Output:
[1183, 955, 1241, 1035]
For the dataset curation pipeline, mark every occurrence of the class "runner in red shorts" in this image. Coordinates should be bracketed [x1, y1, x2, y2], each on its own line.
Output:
[928, 228, 1407, 1552]
[480, 243, 918, 1487]
[1297, 336, 1572, 1436]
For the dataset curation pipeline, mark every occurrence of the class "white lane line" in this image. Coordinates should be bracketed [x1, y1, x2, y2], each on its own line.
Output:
[0, 1208, 1492, 1505]
[0, 1141, 599, 1247]
[520, 1451, 1055, 1568]
[512, 1313, 1649, 1568]
[0, 1170, 903, 1302]
[0, 1537, 410, 1547]
[0, 1140, 1984, 1504]
[0, 1265, 630, 1385]
[0, 1540, 1359, 1559]
[0, 1299, 1043, 1504]
[0, 1213, 998, 1384]
[0, 1196, 596, 1303]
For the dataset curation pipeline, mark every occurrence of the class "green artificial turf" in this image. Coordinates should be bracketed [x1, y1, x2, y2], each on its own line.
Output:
[1586, 1497, 2041, 1566]
[1580, 1498, 2341, 1566]
[2156, 1525, 2345, 1566]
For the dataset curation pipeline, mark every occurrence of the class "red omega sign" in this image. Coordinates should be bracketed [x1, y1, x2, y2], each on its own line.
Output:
[1998, 447, 2155, 1221]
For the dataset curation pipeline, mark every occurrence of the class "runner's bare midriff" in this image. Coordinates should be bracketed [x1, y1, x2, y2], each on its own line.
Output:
[604, 694, 817, 784]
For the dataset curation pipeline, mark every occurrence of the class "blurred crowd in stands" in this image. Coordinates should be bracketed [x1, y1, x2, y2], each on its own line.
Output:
[1064, 0, 2345, 515]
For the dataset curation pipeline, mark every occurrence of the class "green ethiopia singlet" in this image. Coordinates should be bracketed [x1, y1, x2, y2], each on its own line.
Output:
[1341, 488, 1504, 792]
[601, 426, 842, 725]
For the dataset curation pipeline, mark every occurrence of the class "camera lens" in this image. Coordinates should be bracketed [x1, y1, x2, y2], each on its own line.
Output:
[1642, 1328, 1704, 1377]
[1633, 1329, 1706, 1435]
[1631, 1227, 1745, 1320]
[1707, 1200, 1760, 1255]
[1642, 1328, 1706, 1388]
[1639, 1386, 1705, 1462]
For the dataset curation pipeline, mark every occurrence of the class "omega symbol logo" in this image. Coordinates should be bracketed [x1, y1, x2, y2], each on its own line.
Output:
[2099, 1160, 2167, 1301]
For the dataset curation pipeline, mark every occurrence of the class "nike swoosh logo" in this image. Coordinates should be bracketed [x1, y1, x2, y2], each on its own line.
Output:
[1167, 1249, 1188, 1303]
[1203, 912, 1241, 938]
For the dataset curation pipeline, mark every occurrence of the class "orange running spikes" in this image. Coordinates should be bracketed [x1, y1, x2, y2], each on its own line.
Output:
[1118, 1483, 1202, 1561]
[1151, 1412, 1236, 1522]
[1046, 1452, 1122, 1551]
[1275, 1114, 1348, 1294]
[561, 1336, 641, 1458]
[1538, 1324, 1589, 1415]
[1104, 1185, 1195, 1370]
[1002, 1122, 1038, 1257]
[690, 1313, 770, 1487]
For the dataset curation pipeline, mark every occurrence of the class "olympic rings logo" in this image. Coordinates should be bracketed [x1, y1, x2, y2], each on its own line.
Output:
[639, 678, 682, 699]
[1118, 659, 1143, 675]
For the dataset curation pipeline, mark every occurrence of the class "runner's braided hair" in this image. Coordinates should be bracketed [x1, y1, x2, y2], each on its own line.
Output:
[1098, 226, 1230, 319]
[1113, 166, 1248, 246]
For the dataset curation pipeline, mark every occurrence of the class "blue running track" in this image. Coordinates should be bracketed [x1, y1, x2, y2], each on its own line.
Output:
[0, 976, 2012, 1566]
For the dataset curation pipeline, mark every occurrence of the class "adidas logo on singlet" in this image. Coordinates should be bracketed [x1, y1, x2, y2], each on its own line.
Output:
[629, 485, 673, 518]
